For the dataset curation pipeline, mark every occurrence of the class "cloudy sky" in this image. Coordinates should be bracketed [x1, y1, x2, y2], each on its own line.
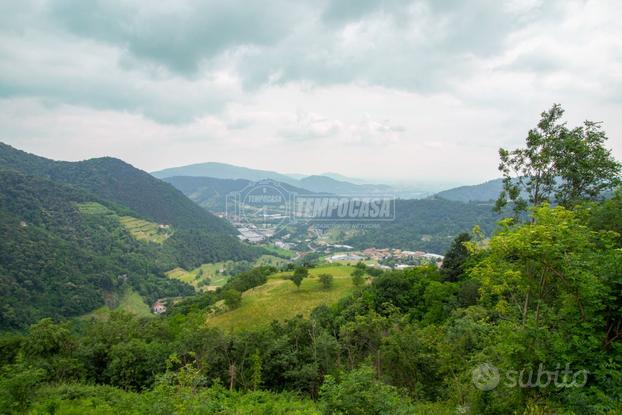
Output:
[1, 0, 620, 187]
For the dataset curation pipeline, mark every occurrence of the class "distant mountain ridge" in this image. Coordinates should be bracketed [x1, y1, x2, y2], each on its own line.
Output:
[298, 175, 392, 194]
[153, 162, 395, 195]
[434, 178, 504, 202]
[152, 162, 299, 186]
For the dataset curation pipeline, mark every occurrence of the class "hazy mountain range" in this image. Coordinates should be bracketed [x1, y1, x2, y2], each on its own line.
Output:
[153, 162, 397, 195]
[434, 179, 504, 202]
[153, 162, 502, 201]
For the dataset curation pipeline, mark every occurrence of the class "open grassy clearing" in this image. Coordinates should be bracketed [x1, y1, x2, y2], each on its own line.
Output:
[76, 201, 115, 215]
[254, 254, 290, 267]
[119, 216, 173, 244]
[261, 244, 297, 258]
[205, 265, 358, 331]
[316, 225, 363, 244]
[166, 255, 291, 291]
[166, 262, 233, 291]
[77, 202, 173, 244]
[82, 288, 153, 321]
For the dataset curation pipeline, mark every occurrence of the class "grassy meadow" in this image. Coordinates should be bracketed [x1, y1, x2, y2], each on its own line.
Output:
[205, 264, 358, 330]
[166, 262, 232, 291]
[166, 255, 288, 291]
[119, 216, 172, 244]
[82, 288, 153, 321]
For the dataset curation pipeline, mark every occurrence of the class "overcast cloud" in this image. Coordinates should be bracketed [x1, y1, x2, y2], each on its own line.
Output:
[0, 0, 620, 186]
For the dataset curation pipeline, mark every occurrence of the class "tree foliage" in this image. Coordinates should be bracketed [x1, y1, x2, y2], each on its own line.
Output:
[318, 273, 334, 290]
[223, 289, 242, 310]
[440, 232, 471, 282]
[496, 104, 621, 216]
[290, 267, 309, 289]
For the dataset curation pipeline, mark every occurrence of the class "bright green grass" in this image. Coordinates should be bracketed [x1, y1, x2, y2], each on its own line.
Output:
[76, 201, 115, 215]
[166, 256, 291, 292]
[261, 244, 297, 258]
[166, 262, 232, 291]
[166, 267, 192, 282]
[82, 288, 153, 321]
[119, 216, 173, 244]
[254, 254, 290, 267]
[205, 265, 357, 331]
[318, 225, 363, 244]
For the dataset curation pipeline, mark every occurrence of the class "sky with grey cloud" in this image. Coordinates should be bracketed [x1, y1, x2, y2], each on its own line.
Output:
[0, 0, 620, 187]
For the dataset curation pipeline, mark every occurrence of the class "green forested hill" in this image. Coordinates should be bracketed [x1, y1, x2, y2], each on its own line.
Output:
[0, 170, 192, 329]
[0, 143, 233, 233]
[345, 198, 502, 253]
[0, 143, 260, 329]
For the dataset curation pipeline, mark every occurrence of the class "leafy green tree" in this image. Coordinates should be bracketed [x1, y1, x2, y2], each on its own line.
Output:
[472, 206, 612, 324]
[339, 312, 390, 370]
[440, 232, 471, 282]
[495, 104, 620, 216]
[105, 339, 168, 391]
[469, 205, 622, 410]
[223, 289, 242, 310]
[380, 325, 441, 400]
[250, 350, 262, 391]
[354, 261, 366, 270]
[24, 318, 73, 358]
[553, 119, 621, 207]
[318, 273, 334, 290]
[290, 267, 309, 289]
[420, 280, 458, 325]
[584, 190, 622, 244]
[319, 366, 416, 415]
[496, 105, 562, 216]
[351, 268, 365, 287]
[0, 362, 45, 412]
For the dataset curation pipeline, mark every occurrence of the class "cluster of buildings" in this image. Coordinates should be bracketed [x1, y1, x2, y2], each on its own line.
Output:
[363, 248, 443, 261]
[274, 240, 295, 250]
[326, 247, 444, 269]
[328, 253, 365, 262]
[364, 247, 445, 268]
[235, 224, 275, 243]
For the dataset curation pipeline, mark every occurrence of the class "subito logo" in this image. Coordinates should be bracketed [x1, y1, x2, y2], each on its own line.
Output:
[472, 363, 500, 391]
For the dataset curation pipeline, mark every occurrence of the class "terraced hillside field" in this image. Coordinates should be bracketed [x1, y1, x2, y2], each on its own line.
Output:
[166, 263, 231, 291]
[205, 265, 358, 330]
[77, 202, 173, 244]
[119, 216, 173, 244]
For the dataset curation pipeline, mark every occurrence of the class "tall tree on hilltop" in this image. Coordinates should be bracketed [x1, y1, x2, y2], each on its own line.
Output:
[495, 104, 621, 217]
